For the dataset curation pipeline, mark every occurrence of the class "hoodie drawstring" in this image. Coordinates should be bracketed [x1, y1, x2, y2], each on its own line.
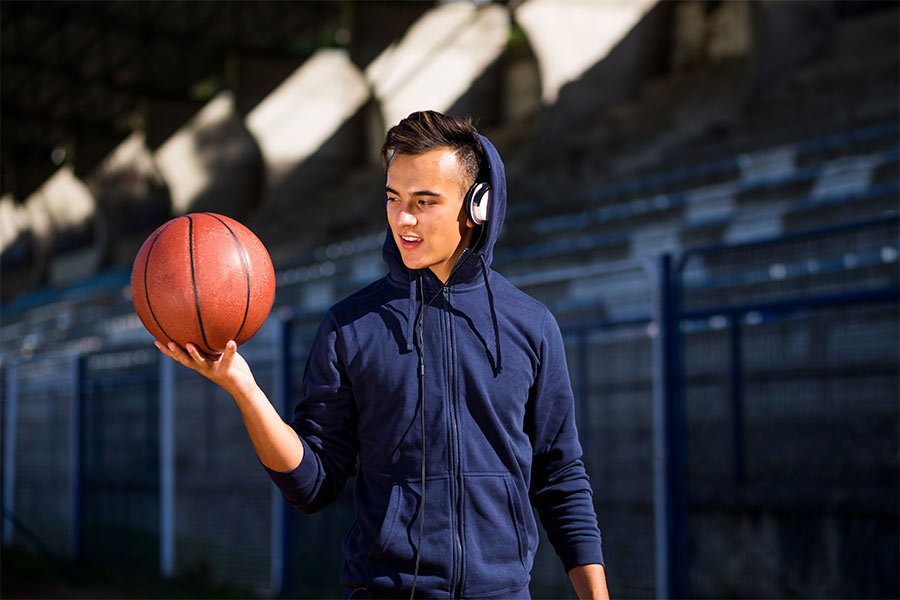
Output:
[406, 273, 420, 353]
[406, 262, 502, 377]
[480, 255, 503, 376]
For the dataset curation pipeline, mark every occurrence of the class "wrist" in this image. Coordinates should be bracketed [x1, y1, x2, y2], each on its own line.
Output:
[225, 375, 260, 403]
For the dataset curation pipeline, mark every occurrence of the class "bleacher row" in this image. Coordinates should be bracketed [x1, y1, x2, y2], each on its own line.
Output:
[3, 0, 898, 358]
[276, 117, 900, 323]
[1, 110, 896, 363]
[1, 0, 669, 309]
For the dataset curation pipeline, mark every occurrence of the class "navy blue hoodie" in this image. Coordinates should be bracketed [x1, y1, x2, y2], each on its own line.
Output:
[266, 134, 604, 598]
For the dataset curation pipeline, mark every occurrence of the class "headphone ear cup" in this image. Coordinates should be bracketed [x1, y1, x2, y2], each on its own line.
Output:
[465, 182, 490, 225]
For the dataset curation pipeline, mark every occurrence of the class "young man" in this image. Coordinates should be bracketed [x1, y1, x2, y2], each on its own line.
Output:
[156, 111, 608, 598]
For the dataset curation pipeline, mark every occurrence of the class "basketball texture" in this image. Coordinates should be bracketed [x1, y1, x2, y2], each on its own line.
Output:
[131, 212, 275, 355]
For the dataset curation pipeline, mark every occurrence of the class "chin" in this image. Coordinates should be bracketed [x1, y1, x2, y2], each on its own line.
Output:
[400, 255, 423, 271]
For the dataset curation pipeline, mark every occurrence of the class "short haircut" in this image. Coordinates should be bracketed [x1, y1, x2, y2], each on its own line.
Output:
[381, 110, 484, 186]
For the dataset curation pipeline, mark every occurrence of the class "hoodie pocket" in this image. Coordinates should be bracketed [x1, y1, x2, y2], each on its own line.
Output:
[366, 484, 403, 565]
[366, 476, 453, 581]
[462, 473, 530, 596]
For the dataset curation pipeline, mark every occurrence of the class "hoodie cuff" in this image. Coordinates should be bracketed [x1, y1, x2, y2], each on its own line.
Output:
[560, 539, 605, 573]
[261, 435, 320, 506]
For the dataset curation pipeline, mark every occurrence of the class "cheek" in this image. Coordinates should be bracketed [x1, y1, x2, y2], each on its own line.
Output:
[386, 205, 401, 230]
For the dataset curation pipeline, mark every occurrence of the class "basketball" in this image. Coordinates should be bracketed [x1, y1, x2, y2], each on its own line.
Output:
[131, 212, 275, 355]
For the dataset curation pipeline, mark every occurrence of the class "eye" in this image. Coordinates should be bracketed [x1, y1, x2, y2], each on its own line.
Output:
[385, 196, 399, 204]
[418, 199, 435, 207]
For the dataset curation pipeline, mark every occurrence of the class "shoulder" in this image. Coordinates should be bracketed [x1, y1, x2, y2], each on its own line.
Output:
[489, 271, 554, 318]
[488, 271, 557, 335]
[324, 274, 404, 328]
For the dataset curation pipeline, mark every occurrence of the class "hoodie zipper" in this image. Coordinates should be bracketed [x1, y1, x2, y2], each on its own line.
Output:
[443, 286, 464, 597]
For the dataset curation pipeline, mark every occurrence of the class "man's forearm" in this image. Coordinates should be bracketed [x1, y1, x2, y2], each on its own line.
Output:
[568, 564, 609, 600]
[231, 382, 304, 472]
[153, 340, 305, 472]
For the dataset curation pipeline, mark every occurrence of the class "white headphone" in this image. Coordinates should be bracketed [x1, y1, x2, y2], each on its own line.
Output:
[464, 181, 491, 225]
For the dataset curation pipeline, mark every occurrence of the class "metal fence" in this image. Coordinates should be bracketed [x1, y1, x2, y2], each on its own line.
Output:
[2, 216, 898, 599]
[676, 215, 899, 599]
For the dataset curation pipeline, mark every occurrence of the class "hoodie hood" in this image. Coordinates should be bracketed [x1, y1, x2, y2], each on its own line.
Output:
[381, 133, 507, 369]
[382, 132, 507, 286]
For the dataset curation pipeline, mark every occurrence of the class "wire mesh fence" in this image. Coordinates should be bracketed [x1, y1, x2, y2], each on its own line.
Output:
[4, 354, 76, 559]
[2, 218, 897, 599]
[678, 216, 899, 598]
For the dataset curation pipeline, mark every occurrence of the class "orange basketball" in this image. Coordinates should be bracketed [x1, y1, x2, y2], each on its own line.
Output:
[131, 213, 275, 355]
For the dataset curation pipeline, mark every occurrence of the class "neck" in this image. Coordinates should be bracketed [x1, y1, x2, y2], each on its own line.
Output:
[431, 245, 474, 284]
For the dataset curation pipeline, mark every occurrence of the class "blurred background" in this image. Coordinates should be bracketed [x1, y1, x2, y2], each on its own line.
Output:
[1, 0, 897, 598]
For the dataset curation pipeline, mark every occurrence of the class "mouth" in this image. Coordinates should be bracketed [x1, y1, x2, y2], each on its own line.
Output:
[399, 234, 422, 250]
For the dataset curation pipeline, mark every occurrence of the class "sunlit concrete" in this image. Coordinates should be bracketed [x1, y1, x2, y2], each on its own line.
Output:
[21, 167, 95, 244]
[16, 166, 99, 284]
[154, 91, 259, 215]
[92, 131, 159, 182]
[515, 0, 658, 104]
[245, 48, 370, 192]
[84, 131, 172, 266]
[0, 194, 30, 254]
[366, 2, 509, 131]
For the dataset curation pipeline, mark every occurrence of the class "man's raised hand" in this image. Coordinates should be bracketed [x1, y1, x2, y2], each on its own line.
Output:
[154, 339, 257, 398]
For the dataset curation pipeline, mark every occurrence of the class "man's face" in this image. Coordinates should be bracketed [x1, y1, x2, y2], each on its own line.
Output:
[385, 147, 475, 283]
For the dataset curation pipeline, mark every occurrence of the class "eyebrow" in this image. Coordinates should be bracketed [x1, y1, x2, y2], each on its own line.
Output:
[384, 186, 443, 198]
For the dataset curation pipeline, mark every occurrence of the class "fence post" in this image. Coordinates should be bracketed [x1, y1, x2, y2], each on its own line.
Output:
[2, 362, 18, 546]
[729, 316, 746, 485]
[650, 263, 668, 600]
[70, 357, 85, 558]
[159, 353, 175, 576]
[271, 314, 294, 596]
[576, 330, 590, 460]
[660, 254, 690, 599]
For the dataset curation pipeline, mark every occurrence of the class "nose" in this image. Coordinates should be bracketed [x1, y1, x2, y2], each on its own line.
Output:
[397, 208, 417, 227]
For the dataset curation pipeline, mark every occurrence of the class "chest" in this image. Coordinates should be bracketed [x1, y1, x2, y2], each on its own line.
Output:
[339, 292, 539, 468]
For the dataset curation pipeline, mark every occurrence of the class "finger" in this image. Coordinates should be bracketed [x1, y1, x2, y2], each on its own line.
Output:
[154, 340, 174, 360]
[155, 341, 196, 370]
[155, 340, 181, 360]
[185, 343, 207, 363]
[166, 342, 197, 366]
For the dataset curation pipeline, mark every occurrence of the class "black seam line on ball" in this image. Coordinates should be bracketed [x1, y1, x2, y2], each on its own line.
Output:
[145, 221, 176, 345]
[206, 213, 251, 343]
[188, 215, 215, 354]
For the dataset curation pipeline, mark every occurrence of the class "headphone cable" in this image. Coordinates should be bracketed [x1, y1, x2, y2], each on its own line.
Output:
[410, 273, 426, 599]
[408, 230, 486, 597]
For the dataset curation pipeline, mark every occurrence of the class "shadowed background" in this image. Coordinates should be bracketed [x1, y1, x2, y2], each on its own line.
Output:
[1, 1, 898, 598]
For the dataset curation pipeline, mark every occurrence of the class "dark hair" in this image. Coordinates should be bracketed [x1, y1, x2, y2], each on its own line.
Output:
[381, 110, 484, 185]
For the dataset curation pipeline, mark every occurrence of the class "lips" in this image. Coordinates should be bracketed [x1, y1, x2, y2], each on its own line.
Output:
[399, 234, 422, 250]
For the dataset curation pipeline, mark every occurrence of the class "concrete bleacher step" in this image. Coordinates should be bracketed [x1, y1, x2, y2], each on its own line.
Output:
[4, 3, 898, 365]
[497, 117, 899, 281]
[742, 7, 899, 135]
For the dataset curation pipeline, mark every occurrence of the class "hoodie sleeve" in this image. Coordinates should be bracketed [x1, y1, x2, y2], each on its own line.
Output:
[528, 310, 605, 571]
[264, 311, 358, 514]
